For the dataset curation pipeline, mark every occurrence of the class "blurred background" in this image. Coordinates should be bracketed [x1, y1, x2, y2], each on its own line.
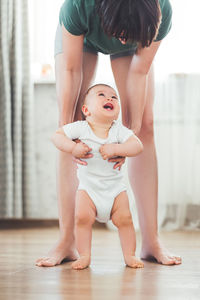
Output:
[0, 0, 200, 231]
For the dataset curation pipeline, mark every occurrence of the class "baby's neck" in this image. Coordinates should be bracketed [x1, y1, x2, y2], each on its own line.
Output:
[87, 119, 114, 139]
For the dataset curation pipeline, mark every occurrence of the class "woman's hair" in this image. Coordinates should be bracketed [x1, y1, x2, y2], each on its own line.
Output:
[95, 0, 161, 48]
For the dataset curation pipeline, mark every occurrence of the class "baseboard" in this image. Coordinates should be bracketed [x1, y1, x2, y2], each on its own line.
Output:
[0, 218, 106, 229]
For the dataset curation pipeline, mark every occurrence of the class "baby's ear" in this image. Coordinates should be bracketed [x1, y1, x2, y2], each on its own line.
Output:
[82, 104, 90, 117]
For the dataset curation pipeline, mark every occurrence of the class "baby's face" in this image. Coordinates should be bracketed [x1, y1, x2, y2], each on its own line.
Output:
[82, 85, 120, 122]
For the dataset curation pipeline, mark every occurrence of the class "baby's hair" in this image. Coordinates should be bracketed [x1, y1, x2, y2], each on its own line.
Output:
[85, 83, 114, 97]
[81, 83, 116, 120]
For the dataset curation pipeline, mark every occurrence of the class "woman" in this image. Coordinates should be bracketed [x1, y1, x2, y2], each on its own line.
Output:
[36, 0, 182, 267]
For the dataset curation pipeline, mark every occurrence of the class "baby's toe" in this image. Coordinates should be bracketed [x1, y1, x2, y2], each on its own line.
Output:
[71, 261, 78, 267]
[138, 262, 144, 268]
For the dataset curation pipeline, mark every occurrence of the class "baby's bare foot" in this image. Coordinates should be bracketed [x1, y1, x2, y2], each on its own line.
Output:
[35, 238, 79, 267]
[71, 255, 91, 270]
[125, 255, 144, 268]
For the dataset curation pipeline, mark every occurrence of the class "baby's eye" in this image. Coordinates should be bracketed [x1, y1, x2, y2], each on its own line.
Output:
[112, 96, 118, 100]
[99, 93, 105, 97]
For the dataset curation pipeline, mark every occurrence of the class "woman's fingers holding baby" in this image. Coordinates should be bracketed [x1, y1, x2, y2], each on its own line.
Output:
[72, 142, 92, 159]
[108, 156, 125, 170]
[72, 156, 92, 166]
[73, 139, 92, 151]
[71, 140, 93, 165]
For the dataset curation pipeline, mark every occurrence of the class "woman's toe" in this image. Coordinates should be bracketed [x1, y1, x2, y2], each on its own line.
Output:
[174, 256, 182, 261]
[161, 256, 176, 265]
[36, 257, 57, 266]
[43, 258, 57, 266]
[174, 257, 182, 264]
[35, 257, 46, 263]
[169, 255, 182, 264]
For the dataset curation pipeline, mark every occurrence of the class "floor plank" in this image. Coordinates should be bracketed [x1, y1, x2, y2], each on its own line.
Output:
[0, 227, 200, 300]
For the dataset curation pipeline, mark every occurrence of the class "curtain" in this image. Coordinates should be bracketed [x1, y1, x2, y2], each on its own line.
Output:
[154, 74, 200, 230]
[0, 0, 37, 217]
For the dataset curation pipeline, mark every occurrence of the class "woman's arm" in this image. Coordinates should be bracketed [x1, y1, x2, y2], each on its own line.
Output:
[126, 40, 162, 135]
[57, 25, 84, 125]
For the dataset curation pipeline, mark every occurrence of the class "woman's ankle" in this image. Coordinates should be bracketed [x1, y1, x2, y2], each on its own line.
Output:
[57, 232, 75, 245]
[78, 253, 91, 260]
[141, 234, 162, 249]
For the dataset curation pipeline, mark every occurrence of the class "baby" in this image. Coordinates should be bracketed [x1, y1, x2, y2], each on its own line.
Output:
[51, 84, 144, 270]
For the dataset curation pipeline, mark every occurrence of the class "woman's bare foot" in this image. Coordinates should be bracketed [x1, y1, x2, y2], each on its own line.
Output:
[125, 255, 144, 268]
[140, 239, 182, 265]
[35, 238, 79, 267]
[71, 255, 91, 270]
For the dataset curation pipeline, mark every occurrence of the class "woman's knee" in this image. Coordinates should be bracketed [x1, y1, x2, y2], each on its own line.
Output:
[112, 211, 133, 228]
[140, 115, 154, 138]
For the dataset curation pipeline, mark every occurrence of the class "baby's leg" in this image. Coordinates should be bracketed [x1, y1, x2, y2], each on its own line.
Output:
[111, 191, 144, 268]
[71, 190, 96, 270]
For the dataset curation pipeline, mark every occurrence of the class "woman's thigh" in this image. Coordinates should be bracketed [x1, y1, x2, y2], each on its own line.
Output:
[110, 56, 155, 132]
[55, 51, 98, 124]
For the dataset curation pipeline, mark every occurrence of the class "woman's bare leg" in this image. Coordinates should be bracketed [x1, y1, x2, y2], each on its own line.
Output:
[111, 56, 181, 265]
[36, 52, 98, 267]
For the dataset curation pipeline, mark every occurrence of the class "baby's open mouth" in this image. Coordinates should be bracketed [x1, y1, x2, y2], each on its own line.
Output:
[103, 103, 114, 110]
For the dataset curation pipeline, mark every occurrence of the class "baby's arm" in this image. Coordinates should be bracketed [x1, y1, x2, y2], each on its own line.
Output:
[51, 127, 91, 157]
[115, 135, 143, 157]
[99, 135, 143, 160]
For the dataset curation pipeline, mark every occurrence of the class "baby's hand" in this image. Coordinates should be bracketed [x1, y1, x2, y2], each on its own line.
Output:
[99, 144, 116, 160]
[72, 142, 91, 158]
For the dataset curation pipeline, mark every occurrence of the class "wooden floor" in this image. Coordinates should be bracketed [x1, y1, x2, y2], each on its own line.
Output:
[0, 227, 200, 300]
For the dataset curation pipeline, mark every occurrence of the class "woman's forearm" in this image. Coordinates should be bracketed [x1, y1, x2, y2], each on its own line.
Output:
[126, 70, 148, 134]
[56, 67, 82, 125]
[126, 42, 161, 135]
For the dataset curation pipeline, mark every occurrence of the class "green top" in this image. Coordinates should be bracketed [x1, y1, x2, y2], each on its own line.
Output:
[59, 0, 172, 55]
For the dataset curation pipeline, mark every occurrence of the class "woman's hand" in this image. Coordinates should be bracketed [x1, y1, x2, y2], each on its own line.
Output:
[72, 139, 93, 165]
[108, 156, 126, 171]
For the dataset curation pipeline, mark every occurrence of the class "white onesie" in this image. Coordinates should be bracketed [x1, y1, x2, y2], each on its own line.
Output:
[63, 120, 133, 223]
